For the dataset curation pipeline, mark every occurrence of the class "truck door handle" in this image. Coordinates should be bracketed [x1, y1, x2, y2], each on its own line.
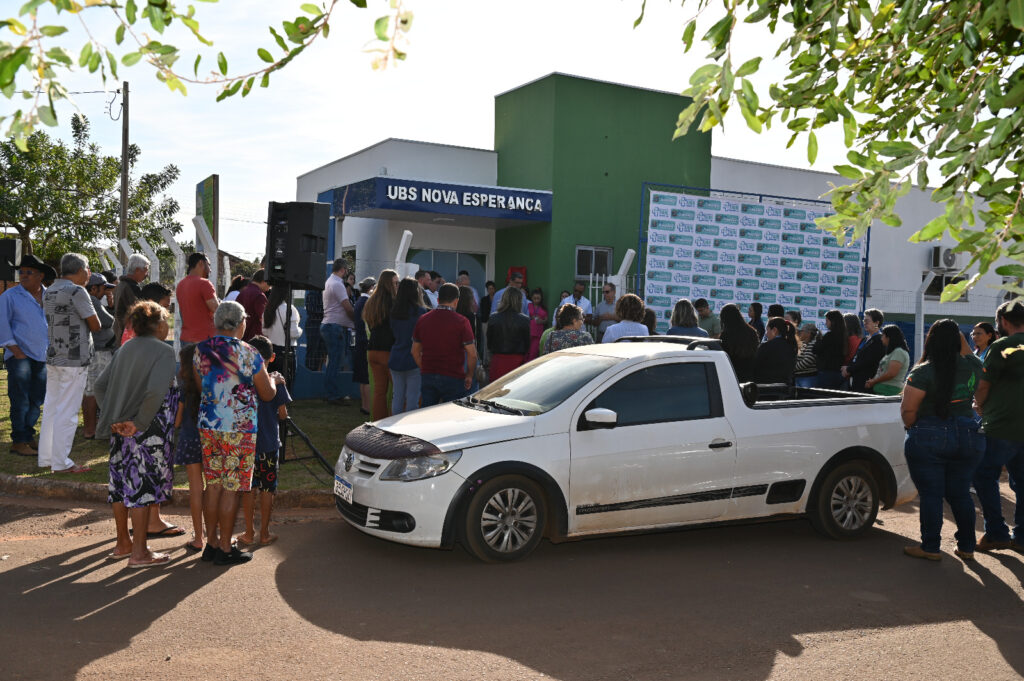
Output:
[708, 440, 733, 449]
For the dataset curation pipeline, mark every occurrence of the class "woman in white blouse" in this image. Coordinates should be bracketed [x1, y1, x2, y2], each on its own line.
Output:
[263, 286, 302, 380]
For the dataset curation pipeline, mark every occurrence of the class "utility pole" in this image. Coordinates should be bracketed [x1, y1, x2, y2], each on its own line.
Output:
[118, 81, 129, 263]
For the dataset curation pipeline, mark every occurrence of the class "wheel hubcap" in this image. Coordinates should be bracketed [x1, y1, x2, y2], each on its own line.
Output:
[480, 487, 538, 553]
[830, 475, 873, 530]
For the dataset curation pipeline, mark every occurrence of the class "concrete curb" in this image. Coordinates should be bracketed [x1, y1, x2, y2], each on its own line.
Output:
[0, 472, 335, 508]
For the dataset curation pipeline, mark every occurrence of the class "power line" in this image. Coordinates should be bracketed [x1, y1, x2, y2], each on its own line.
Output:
[14, 89, 120, 95]
[220, 217, 266, 225]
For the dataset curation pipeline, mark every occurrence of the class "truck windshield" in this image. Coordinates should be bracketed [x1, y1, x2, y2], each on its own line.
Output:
[469, 353, 619, 415]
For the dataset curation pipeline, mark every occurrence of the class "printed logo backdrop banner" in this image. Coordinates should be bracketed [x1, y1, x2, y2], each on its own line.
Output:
[643, 190, 866, 333]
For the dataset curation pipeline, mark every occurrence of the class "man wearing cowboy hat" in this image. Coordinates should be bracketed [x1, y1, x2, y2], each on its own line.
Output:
[0, 254, 54, 456]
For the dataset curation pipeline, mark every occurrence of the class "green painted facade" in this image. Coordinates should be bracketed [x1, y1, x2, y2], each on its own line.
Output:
[494, 74, 711, 302]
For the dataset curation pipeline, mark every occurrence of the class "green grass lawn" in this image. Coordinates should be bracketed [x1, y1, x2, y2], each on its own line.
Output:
[0, 368, 368, 491]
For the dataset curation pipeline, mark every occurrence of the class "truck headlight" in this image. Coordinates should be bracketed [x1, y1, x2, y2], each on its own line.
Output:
[379, 451, 462, 482]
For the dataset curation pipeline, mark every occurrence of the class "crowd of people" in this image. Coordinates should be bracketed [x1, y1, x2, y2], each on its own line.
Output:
[0, 250, 296, 568]
[345, 271, 1020, 563]
[2, 256, 1021, 567]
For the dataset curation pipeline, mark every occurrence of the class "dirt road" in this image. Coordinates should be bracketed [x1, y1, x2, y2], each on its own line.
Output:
[1, 492, 1022, 681]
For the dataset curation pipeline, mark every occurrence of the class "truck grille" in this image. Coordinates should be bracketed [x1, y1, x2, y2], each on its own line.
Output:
[353, 455, 382, 478]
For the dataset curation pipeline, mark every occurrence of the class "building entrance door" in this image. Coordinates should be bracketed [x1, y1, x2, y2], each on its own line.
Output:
[408, 250, 486, 298]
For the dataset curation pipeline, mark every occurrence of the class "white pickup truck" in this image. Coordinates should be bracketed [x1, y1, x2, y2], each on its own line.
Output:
[333, 338, 916, 562]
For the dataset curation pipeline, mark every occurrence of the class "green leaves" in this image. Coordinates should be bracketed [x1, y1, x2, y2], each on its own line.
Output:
[807, 131, 818, 164]
[36, 105, 56, 126]
[1011, 0, 1024, 30]
[735, 57, 761, 77]
[0, 47, 31, 87]
[3, 0, 388, 147]
[962, 22, 980, 52]
[78, 42, 93, 68]
[633, 0, 647, 28]
[682, 20, 696, 52]
[374, 15, 389, 41]
[940, 274, 980, 303]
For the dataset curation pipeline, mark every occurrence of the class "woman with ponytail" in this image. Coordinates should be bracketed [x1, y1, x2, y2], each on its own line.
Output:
[814, 309, 849, 389]
[900, 319, 985, 562]
[754, 316, 800, 384]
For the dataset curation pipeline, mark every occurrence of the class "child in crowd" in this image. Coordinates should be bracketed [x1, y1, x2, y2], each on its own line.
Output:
[174, 343, 208, 553]
[239, 335, 291, 547]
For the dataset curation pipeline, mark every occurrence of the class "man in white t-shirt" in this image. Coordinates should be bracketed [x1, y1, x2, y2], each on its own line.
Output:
[556, 281, 593, 318]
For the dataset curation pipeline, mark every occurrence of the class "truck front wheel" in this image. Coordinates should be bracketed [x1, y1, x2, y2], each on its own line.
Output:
[462, 475, 547, 563]
[810, 462, 880, 539]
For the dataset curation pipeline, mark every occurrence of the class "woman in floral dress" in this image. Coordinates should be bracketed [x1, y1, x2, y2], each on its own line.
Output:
[194, 301, 277, 566]
[543, 304, 594, 353]
[95, 301, 180, 568]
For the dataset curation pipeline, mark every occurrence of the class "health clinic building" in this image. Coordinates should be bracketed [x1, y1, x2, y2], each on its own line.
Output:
[296, 73, 1005, 328]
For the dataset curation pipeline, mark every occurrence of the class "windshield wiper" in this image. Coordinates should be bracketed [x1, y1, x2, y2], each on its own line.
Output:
[478, 399, 525, 415]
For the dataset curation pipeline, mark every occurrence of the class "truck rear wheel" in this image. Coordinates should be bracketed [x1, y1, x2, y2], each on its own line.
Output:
[810, 462, 879, 539]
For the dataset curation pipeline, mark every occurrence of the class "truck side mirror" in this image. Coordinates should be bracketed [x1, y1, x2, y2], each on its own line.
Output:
[583, 408, 617, 429]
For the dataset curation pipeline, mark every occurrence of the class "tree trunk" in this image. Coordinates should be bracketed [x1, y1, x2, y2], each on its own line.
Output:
[17, 228, 31, 256]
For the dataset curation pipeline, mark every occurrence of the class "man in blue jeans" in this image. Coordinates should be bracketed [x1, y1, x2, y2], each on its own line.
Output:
[411, 283, 477, 407]
[321, 258, 355, 404]
[973, 299, 1024, 553]
[0, 255, 54, 457]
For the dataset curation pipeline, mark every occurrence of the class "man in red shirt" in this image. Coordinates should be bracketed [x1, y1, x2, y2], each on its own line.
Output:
[411, 283, 477, 407]
[235, 269, 270, 341]
[176, 252, 219, 343]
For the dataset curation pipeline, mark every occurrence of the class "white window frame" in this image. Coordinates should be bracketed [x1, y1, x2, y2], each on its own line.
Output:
[575, 245, 614, 281]
[922, 272, 970, 302]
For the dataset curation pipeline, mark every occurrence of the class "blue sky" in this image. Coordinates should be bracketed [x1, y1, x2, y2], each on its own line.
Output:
[12, 0, 841, 259]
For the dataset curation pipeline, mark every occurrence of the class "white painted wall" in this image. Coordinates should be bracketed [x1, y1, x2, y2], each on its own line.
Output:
[712, 156, 1007, 319]
[296, 138, 498, 281]
[339, 216, 495, 283]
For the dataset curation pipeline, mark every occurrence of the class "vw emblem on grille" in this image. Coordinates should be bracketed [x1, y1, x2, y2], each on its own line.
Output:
[344, 451, 355, 472]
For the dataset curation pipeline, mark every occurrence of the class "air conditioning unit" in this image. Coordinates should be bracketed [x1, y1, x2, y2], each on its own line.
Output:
[930, 246, 962, 271]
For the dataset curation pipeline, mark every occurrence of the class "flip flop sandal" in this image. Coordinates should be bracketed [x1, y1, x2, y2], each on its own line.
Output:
[183, 542, 204, 553]
[107, 551, 132, 560]
[142, 525, 187, 538]
[127, 552, 171, 569]
[54, 465, 91, 474]
[259, 534, 279, 547]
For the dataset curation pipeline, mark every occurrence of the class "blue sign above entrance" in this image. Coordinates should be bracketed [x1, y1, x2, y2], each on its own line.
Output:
[332, 177, 552, 225]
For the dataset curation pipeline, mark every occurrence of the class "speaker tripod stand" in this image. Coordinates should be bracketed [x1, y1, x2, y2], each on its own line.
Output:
[276, 283, 334, 476]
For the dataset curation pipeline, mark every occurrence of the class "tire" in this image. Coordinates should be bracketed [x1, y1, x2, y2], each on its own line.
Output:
[809, 462, 880, 539]
[462, 475, 548, 563]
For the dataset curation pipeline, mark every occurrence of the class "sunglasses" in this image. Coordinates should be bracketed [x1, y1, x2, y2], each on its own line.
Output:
[18, 269, 41, 277]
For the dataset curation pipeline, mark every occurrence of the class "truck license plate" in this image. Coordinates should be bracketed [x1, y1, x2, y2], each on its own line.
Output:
[334, 476, 353, 504]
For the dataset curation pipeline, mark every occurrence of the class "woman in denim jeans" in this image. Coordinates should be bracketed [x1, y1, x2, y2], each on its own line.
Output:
[900, 319, 986, 562]
[388, 278, 427, 414]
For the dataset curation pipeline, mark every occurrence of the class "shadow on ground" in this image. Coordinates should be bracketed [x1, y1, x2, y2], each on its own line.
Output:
[277, 515, 1024, 681]
[0, 504, 223, 681]
[1, 498, 1021, 681]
